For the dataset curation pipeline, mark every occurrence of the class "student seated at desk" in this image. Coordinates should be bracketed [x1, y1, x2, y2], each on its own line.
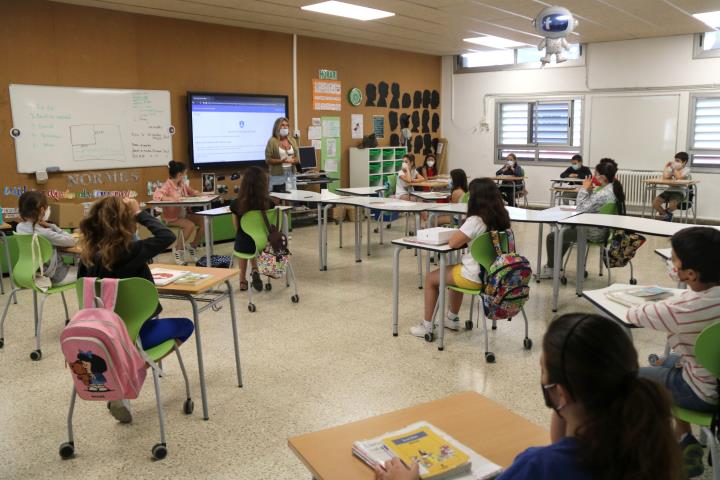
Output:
[395, 153, 425, 200]
[539, 160, 626, 279]
[78, 197, 194, 424]
[559, 154, 591, 179]
[496, 153, 526, 207]
[435, 168, 468, 226]
[229, 166, 271, 292]
[16, 191, 77, 286]
[652, 151, 691, 222]
[410, 178, 510, 337]
[416, 154, 437, 191]
[378, 313, 682, 480]
[153, 160, 205, 263]
[626, 227, 720, 478]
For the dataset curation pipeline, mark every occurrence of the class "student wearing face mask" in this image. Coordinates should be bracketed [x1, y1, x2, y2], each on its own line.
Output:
[16, 191, 78, 286]
[627, 226, 720, 478]
[265, 117, 299, 193]
[395, 153, 425, 199]
[374, 313, 682, 480]
[496, 153, 525, 207]
[539, 160, 626, 278]
[559, 154, 591, 179]
[652, 152, 691, 222]
[417, 154, 438, 191]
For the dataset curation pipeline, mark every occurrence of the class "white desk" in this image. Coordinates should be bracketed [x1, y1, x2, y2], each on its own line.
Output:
[194, 204, 294, 241]
[654, 248, 671, 260]
[409, 191, 451, 201]
[582, 283, 681, 325]
[553, 214, 718, 312]
[391, 237, 460, 351]
[147, 194, 221, 259]
[335, 186, 386, 196]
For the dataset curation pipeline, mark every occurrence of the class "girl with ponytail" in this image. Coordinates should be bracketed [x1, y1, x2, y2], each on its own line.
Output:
[374, 313, 682, 480]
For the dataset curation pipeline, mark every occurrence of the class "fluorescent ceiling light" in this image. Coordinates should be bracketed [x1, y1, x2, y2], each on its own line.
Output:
[301, 1, 394, 21]
[463, 35, 527, 49]
[693, 10, 720, 29]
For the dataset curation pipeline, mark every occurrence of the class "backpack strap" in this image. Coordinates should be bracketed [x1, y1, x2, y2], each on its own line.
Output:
[82, 277, 98, 308]
[31, 233, 44, 277]
[260, 209, 276, 233]
[489, 230, 503, 256]
[99, 278, 119, 311]
[505, 229, 516, 253]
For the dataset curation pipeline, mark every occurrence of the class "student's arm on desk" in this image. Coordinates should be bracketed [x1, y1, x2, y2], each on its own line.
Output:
[625, 299, 676, 333]
[373, 457, 419, 480]
[448, 229, 471, 249]
[135, 211, 176, 260]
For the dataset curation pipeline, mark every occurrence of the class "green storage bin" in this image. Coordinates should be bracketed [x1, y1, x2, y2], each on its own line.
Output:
[382, 149, 394, 160]
[369, 163, 382, 174]
[369, 174, 382, 186]
[394, 161, 403, 171]
[369, 149, 382, 161]
[383, 161, 395, 173]
[394, 148, 407, 158]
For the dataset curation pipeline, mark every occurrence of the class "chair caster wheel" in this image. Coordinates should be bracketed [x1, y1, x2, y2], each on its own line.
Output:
[265, 283, 272, 291]
[485, 352, 496, 363]
[30, 349, 42, 361]
[0, 337, 4, 348]
[183, 398, 194, 415]
[424, 332, 434, 342]
[248, 303, 256, 313]
[465, 320, 473, 331]
[59, 441, 75, 459]
[523, 338, 533, 350]
[629, 278, 638, 285]
[291, 294, 299, 303]
[151, 443, 167, 460]
[560, 276, 568, 285]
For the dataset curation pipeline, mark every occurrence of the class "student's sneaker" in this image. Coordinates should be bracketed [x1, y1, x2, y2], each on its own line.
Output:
[173, 248, 186, 265]
[410, 320, 433, 338]
[681, 433, 705, 478]
[536, 265, 555, 280]
[435, 314, 461, 331]
[108, 400, 133, 424]
[251, 270, 263, 292]
[662, 211, 674, 222]
[186, 245, 199, 262]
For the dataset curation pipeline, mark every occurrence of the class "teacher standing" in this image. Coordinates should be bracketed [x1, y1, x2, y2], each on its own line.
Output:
[265, 117, 299, 192]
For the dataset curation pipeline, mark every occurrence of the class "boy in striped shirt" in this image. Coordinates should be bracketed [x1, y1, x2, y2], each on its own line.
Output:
[626, 226, 720, 477]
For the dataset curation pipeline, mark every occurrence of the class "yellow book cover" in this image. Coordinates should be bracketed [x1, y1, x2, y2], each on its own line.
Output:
[382, 426, 470, 479]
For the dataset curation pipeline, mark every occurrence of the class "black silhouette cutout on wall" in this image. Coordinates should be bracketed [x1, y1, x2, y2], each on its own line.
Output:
[411, 111, 420, 133]
[390, 133, 400, 146]
[402, 93, 411, 108]
[377, 81, 389, 107]
[389, 111, 398, 132]
[413, 90, 422, 109]
[431, 90, 440, 109]
[413, 135, 423, 154]
[432, 113, 440, 132]
[390, 83, 400, 109]
[400, 113, 410, 129]
[423, 134, 432, 155]
[365, 84, 377, 107]
[422, 110, 430, 133]
[422, 90, 431, 108]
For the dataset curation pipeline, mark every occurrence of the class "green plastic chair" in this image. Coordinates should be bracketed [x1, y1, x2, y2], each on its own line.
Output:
[440, 231, 531, 363]
[0, 234, 75, 360]
[460, 192, 469, 203]
[233, 209, 298, 313]
[61, 277, 193, 461]
[384, 175, 397, 197]
[672, 322, 720, 480]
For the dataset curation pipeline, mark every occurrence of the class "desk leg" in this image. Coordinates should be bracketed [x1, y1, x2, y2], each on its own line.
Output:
[535, 223, 544, 282]
[0, 231, 6, 295]
[354, 206, 361, 263]
[379, 209, 384, 245]
[225, 280, 243, 388]
[438, 253, 446, 351]
[392, 245, 401, 336]
[203, 215, 213, 261]
[576, 226, 586, 298]
[188, 296, 209, 420]
[317, 203, 323, 271]
[552, 226, 564, 313]
[366, 208, 371, 257]
[323, 204, 332, 271]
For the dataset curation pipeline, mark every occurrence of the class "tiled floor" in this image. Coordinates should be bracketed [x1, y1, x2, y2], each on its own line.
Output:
[0, 219, 711, 479]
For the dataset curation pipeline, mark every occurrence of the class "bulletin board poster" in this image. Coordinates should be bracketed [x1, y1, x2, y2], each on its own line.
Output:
[321, 116, 341, 192]
[313, 79, 342, 111]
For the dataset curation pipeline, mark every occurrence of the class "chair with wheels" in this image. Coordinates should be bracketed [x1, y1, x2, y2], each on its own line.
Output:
[0, 234, 74, 360]
[431, 232, 531, 363]
[671, 322, 720, 480]
[675, 184, 697, 224]
[559, 202, 638, 286]
[233, 209, 299, 313]
[59, 277, 193, 461]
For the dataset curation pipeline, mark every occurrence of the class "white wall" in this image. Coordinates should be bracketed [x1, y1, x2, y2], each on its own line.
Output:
[441, 34, 720, 221]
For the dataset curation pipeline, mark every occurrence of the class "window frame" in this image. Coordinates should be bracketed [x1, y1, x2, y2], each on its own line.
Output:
[494, 97, 583, 166]
[692, 32, 720, 60]
[687, 92, 720, 173]
[455, 44, 585, 74]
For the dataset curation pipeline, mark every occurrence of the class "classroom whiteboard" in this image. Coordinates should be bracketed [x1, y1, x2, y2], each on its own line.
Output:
[9, 84, 173, 173]
[588, 94, 679, 170]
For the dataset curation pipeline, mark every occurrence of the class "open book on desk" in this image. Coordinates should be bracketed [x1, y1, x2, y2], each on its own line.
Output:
[353, 421, 502, 480]
[150, 268, 190, 286]
[606, 286, 674, 308]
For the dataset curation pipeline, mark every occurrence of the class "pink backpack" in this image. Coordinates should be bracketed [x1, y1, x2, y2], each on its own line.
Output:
[60, 278, 147, 401]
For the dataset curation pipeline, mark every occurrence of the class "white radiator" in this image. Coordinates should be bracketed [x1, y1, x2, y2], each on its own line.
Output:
[616, 169, 660, 213]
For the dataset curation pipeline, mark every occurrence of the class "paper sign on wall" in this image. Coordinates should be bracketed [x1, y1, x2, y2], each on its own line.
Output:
[351, 114, 364, 139]
[308, 126, 322, 140]
[373, 115, 385, 139]
[313, 79, 342, 111]
[311, 139, 321, 150]
[322, 117, 341, 138]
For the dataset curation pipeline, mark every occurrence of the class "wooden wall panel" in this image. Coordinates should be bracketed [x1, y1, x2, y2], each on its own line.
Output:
[0, 0, 440, 217]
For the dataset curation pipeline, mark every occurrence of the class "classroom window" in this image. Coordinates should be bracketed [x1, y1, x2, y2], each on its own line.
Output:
[693, 32, 720, 59]
[688, 95, 720, 169]
[496, 99, 582, 164]
[456, 44, 584, 73]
